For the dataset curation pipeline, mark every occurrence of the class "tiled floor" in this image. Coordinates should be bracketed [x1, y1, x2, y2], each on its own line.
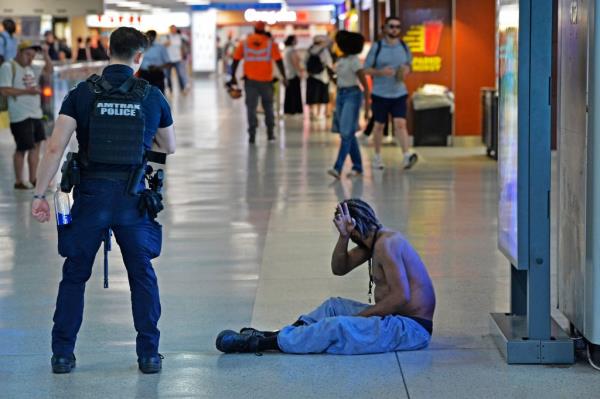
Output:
[0, 76, 598, 398]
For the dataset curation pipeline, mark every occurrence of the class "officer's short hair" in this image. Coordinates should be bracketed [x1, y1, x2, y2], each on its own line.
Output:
[109, 27, 149, 60]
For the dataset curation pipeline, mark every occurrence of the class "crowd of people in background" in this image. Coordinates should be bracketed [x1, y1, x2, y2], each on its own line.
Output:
[0, 14, 419, 190]
[1, 18, 190, 91]
[0, 17, 192, 191]
[220, 16, 417, 178]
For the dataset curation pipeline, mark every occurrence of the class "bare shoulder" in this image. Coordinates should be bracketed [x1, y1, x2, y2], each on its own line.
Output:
[376, 231, 409, 258]
[378, 231, 425, 265]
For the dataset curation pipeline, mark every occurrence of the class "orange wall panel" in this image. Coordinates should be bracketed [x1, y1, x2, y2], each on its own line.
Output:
[454, 0, 496, 136]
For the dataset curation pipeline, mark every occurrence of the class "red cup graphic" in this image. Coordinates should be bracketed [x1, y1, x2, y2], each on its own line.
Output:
[424, 20, 443, 56]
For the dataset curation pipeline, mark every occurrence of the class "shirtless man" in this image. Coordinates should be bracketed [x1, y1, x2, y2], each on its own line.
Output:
[215, 199, 436, 354]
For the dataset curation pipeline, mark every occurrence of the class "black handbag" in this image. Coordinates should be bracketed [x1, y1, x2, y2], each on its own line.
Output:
[362, 115, 391, 137]
[362, 116, 375, 136]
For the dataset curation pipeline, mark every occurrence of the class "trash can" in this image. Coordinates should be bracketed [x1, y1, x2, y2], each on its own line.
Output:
[481, 87, 498, 159]
[411, 84, 454, 146]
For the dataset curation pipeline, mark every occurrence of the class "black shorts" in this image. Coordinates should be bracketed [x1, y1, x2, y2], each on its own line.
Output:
[306, 77, 329, 105]
[372, 94, 408, 123]
[10, 118, 46, 152]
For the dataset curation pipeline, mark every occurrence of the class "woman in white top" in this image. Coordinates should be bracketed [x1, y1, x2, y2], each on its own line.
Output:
[328, 31, 371, 179]
[305, 35, 333, 120]
[283, 35, 304, 115]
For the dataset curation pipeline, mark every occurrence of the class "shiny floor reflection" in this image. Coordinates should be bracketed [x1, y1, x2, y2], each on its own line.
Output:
[0, 77, 598, 398]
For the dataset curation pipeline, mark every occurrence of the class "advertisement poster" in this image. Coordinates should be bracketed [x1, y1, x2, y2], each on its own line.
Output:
[399, 0, 452, 93]
[497, 0, 519, 263]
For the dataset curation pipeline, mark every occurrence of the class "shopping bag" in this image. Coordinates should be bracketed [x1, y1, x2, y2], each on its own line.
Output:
[0, 111, 9, 129]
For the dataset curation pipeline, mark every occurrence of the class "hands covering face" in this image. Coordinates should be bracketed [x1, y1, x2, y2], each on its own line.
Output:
[333, 202, 356, 238]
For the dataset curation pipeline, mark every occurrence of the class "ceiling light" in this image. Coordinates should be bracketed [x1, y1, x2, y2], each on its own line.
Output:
[115, 1, 140, 6]
[151, 7, 171, 13]
[180, 0, 210, 4]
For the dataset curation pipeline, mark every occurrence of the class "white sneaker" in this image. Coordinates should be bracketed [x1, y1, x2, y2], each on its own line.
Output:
[327, 168, 341, 179]
[372, 155, 385, 170]
[403, 153, 418, 170]
[383, 135, 395, 144]
[356, 132, 370, 145]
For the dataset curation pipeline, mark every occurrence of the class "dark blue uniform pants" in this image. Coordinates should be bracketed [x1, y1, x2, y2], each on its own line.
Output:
[52, 179, 162, 358]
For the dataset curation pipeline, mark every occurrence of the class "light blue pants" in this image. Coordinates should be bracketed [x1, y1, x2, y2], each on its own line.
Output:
[332, 86, 364, 173]
[277, 297, 431, 355]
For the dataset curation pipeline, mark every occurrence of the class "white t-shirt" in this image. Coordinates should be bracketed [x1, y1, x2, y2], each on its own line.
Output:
[284, 47, 301, 79]
[164, 34, 182, 63]
[335, 55, 362, 88]
[0, 61, 43, 123]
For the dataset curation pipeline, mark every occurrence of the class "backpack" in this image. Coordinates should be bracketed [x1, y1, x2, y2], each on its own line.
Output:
[372, 39, 410, 68]
[0, 60, 17, 112]
[306, 47, 325, 74]
[86, 74, 150, 166]
[0, 32, 7, 61]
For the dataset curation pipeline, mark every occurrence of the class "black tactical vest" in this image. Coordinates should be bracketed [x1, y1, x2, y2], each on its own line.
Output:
[86, 74, 149, 166]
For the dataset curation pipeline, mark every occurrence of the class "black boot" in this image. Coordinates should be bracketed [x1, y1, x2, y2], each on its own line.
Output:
[138, 354, 163, 374]
[51, 354, 76, 374]
[216, 329, 281, 353]
[216, 330, 260, 353]
[240, 327, 278, 337]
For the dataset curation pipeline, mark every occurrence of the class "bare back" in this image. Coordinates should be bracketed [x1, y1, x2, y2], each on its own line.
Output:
[371, 230, 436, 320]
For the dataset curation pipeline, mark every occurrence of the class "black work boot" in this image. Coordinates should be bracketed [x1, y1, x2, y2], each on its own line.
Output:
[240, 327, 278, 338]
[51, 354, 76, 374]
[216, 329, 260, 353]
[248, 132, 256, 144]
[138, 354, 163, 374]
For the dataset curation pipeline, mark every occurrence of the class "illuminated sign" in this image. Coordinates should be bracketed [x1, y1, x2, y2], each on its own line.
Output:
[192, 10, 217, 72]
[412, 57, 442, 72]
[244, 9, 297, 24]
[498, 2, 519, 262]
[403, 20, 443, 72]
[86, 12, 190, 31]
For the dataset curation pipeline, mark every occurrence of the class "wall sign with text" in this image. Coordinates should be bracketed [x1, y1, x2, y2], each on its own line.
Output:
[403, 20, 444, 72]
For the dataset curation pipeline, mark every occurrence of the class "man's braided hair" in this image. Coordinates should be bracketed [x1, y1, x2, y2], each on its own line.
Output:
[335, 199, 382, 238]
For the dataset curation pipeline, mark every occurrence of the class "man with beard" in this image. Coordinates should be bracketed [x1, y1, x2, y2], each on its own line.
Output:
[364, 16, 417, 170]
[216, 199, 435, 355]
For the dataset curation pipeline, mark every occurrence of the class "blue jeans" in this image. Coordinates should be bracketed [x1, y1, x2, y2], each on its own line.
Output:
[166, 60, 188, 90]
[333, 87, 363, 173]
[52, 179, 162, 358]
[277, 297, 431, 355]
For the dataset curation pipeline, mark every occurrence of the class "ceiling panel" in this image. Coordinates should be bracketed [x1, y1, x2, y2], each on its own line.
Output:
[103, 0, 341, 13]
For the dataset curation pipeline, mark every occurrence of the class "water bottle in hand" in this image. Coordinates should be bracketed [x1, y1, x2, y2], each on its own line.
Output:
[54, 191, 72, 226]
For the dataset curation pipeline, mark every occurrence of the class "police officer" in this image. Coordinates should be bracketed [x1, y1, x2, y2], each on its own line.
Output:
[229, 22, 287, 144]
[31, 27, 176, 374]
